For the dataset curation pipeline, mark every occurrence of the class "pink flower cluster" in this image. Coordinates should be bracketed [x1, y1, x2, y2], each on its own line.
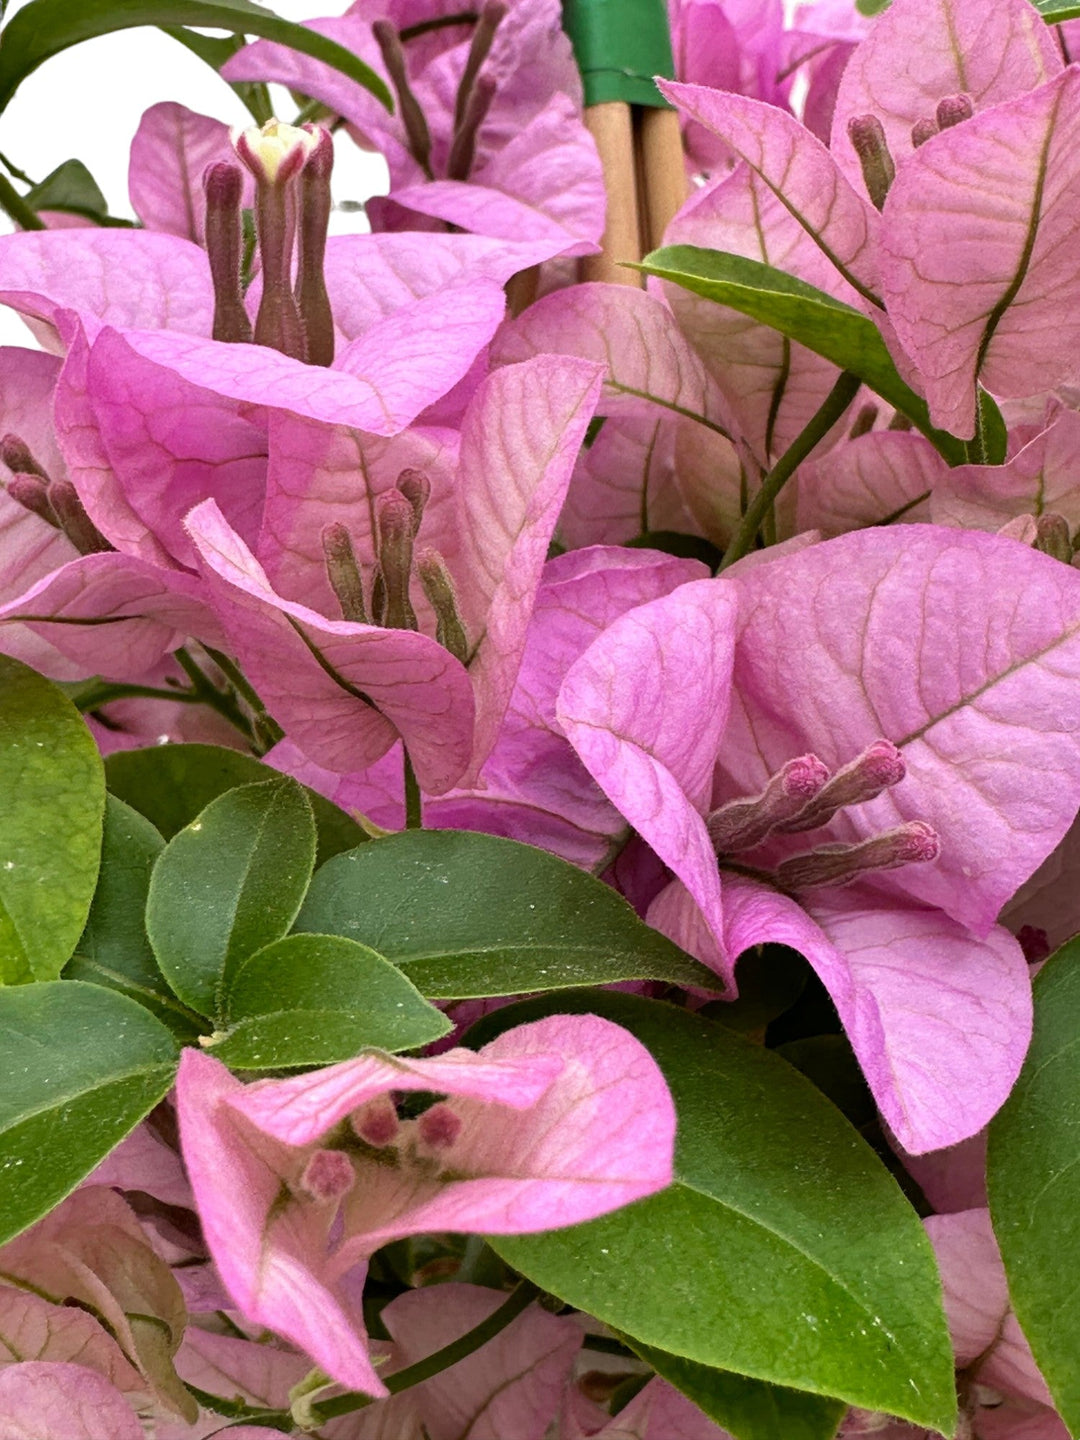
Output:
[3, 0, 1080, 1434]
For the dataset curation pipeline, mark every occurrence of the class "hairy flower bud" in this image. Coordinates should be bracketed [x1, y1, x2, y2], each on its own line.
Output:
[417, 547, 470, 663]
[299, 1148, 356, 1202]
[1, 433, 46, 479]
[775, 820, 940, 891]
[847, 114, 895, 211]
[1034, 511, 1073, 564]
[396, 467, 431, 529]
[707, 753, 829, 854]
[235, 120, 312, 361]
[5, 472, 59, 528]
[418, 1103, 463, 1151]
[295, 126, 335, 368]
[203, 161, 253, 346]
[911, 116, 939, 148]
[375, 489, 418, 630]
[47, 479, 111, 554]
[779, 739, 906, 834]
[373, 20, 434, 178]
[936, 93, 974, 131]
[352, 1097, 400, 1148]
[453, 1, 507, 133]
[322, 522, 368, 623]
[447, 71, 498, 182]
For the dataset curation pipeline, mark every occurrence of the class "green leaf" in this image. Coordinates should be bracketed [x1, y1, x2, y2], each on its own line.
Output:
[24, 158, 121, 224]
[0, 980, 178, 1244]
[208, 931, 451, 1068]
[974, 387, 1009, 466]
[160, 26, 272, 124]
[482, 992, 955, 1432]
[294, 830, 721, 998]
[0, 655, 105, 983]
[0, 0, 392, 115]
[105, 742, 364, 866]
[855, 0, 889, 13]
[640, 246, 966, 465]
[64, 796, 201, 1040]
[146, 777, 316, 1019]
[631, 1346, 845, 1440]
[988, 935, 1080, 1435]
[1034, 2, 1080, 22]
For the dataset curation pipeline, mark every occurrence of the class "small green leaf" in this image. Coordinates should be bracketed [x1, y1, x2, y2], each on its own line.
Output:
[1034, 2, 1080, 22]
[146, 777, 316, 1019]
[0, 980, 178, 1244]
[640, 246, 965, 465]
[209, 932, 451, 1068]
[974, 387, 1009, 466]
[483, 992, 956, 1432]
[855, 0, 889, 13]
[23, 158, 123, 224]
[631, 1346, 845, 1440]
[105, 742, 364, 866]
[294, 830, 721, 998]
[65, 796, 200, 1040]
[0, 655, 105, 983]
[0, 0, 392, 115]
[988, 935, 1080, 1434]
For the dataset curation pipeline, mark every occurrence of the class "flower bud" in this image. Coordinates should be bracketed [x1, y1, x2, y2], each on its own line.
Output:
[373, 20, 434, 178]
[396, 467, 431, 529]
[418, 1103, 463, 1151]
[47, 479, 110, 554]
[775, 820, 940, 891]
[234, 118, 316, 188]
[417, 547, 470, 663]
[779, 739, 906, 834]
[1, 433, 46, 479]
[936, 93, 973, 131]
[847, 114, 895, 211]
[352, 1097, 400, 1148]
[453, 1, 507, 133]
[447, 71, 498, 181]
[911, 117, 939, 149]
[707, 753, 829, 854]
[375, 489, 418, 630]
[203, 161, 253, 346]
[322, 522, 368, 623]
[295, 127, 335, 368]
[5, 472, 59, 528]
[299, 1148, 356, 1202]
[1034, 511, 1073, 564]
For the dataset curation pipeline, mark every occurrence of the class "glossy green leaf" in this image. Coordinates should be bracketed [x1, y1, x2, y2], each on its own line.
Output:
[0, 980, 178, 1244]
[0, 0, 392, 115]
[631, 1346, 844, 1440]
[208, 931, 451, 1068]
[105, 742, 364, 866]
[65, 796, 200, 1040]
[24, 158, 121, 224]
[483, 992, 955, 1432]
[146, 776, 316, 1019]
[295, 831, 721, 998]
[0, 655, 105, 983]
[988, 935, 1080, 1435]
[641, 246, 966, 465]
[1034, 2, 1080, 22]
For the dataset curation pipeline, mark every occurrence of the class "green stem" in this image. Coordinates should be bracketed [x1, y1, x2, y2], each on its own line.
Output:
[203, 646, 284, 752]
[718, 371, 862, 573]
[404, 748, 423, 830]
[0, 149, 36, 187]
[73, 681, 202, 712]
[308, 1280, 541, 1424]
[0, 169, 43, 230]
[174, 647, 260, 748]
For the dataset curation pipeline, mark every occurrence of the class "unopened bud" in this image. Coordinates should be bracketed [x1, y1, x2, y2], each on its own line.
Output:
[1034, 512, 1073, 564]
[322, 522, 368, 623]
[5, 472, 59, 528]
[847, 114, 895, 211]
[373, 20, 434, 179]
[707, 754, 829, 854]
[935, 93, 973, 131]
[779, 739, 905, 834]
[998, 513, 1038, 547]
[234, 118, 316, 188]
[352, 1097, 399, 1147]
[295, 127, 335, 368]
[453, 1, 507, 133]
[849, 403, 879, 439]
[203, 162, 253, 346]
[47, 479, 110, 554]
[911, 117, 939, 149]
[417, 547, 470, 663]
[775, 820, 940, 891]
[299, 1148, 355, 1202]
[418, 1103, 463, 1150]
[375, 489, 418, 630]
[396, 468, 431, 529]
[1, 433, 46, 479]
[447, 71, 498, 181]
[887, 410, 914, 431]
[1016, 925, 1051, 964]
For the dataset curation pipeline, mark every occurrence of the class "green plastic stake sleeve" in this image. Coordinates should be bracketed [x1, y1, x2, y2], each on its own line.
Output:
[561, 0, 677, 108]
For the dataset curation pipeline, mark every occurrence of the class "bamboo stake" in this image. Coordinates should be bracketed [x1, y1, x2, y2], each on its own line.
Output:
[582, 101, 643, 285]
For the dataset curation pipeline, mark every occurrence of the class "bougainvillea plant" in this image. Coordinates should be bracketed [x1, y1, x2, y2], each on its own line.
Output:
[4, 0, 1080, 1435]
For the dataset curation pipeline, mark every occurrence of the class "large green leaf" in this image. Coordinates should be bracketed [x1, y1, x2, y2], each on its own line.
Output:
[65, 796, 200, 1040]
[0, 655, 105, 983]
[988, 936, 1080, 1435]
[640, 246, 966, 465]
[481, 993, 955, 1433]
[208, 931, 451, 1068]
[105, 742, 364, 866]
[294, 830, 721, 998]
[0, 0, 392, 115]
[0, 980, 178, 1244]
[632, 1346, 845, 1440]
[146, 777, 316, 1019]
